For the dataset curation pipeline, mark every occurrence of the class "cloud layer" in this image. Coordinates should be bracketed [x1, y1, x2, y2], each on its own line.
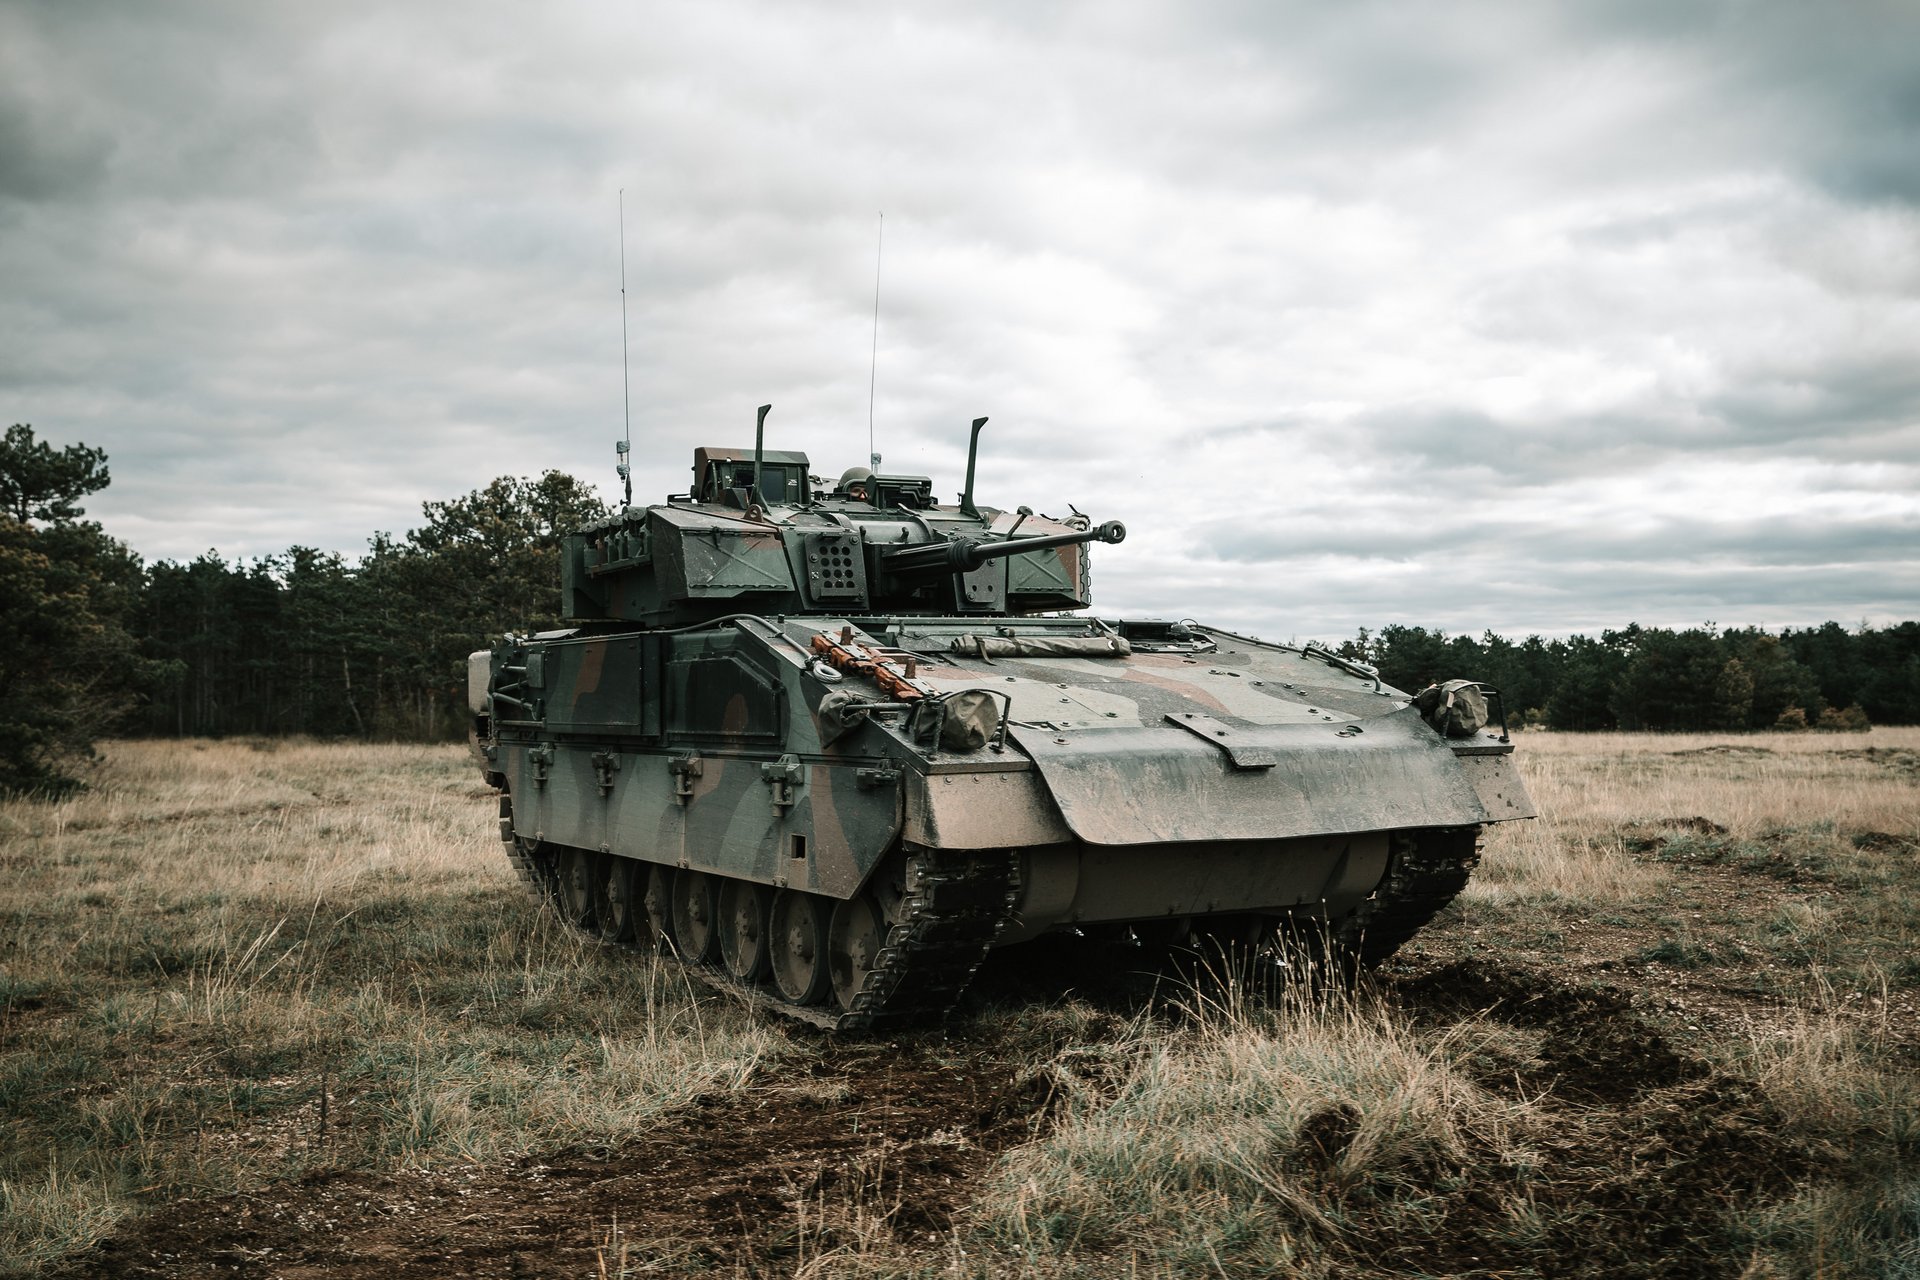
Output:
[4, 0, 1916, 640]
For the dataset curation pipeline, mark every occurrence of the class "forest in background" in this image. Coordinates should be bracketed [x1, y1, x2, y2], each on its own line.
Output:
[3, 423, 1915, 792]
[1, 424, 603, 792]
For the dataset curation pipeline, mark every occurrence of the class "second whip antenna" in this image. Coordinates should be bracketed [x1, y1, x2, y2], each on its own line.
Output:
[868, 211, 883, 472]
[616, 189, 634, 510]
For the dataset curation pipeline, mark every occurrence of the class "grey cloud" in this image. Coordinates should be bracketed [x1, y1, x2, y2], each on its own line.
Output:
[1550, 0, 1920, 205]
[1325, 351, 1920, 494]
[1335, 407, 1673, 493]
[1705, 357, 1920, 443]
[1703, 4, 1920, 206]
[1101, 549, 1920, 645]
[0, 92, 112, 202]
[1204, 512, 1920, 570]
[4, 0, 1917, 643]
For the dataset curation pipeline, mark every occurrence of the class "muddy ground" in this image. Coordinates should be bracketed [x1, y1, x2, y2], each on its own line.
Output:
[64, 1027, 1055, 1279]
[51, 845, 1911, 1279]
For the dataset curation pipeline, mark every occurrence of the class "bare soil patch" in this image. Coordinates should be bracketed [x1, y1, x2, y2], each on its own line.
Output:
[1376, 960, 1829, 1278]
[59, 1035, 1053, 1278]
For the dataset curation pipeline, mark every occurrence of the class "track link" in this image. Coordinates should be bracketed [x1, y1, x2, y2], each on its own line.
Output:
[498, 793, 552, 902]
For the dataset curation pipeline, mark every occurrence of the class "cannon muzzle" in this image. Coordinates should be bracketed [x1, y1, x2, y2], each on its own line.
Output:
[882, 520, 1126, 577]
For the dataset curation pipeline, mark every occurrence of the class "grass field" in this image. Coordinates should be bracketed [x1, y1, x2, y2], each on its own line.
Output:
[1, 731, 1915, 1277]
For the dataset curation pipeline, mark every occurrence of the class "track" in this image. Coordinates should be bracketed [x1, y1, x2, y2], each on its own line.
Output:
[1335, 826, 1484, 965]
[497, 790, 1482, 1031]
[497, 790, 1020, 1032]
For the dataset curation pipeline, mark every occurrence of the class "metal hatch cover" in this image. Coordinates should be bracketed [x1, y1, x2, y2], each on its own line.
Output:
[1008, 704, 1490, 845]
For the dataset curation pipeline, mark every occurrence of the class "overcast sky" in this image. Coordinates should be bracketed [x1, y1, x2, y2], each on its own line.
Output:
[5, 0, 1917, 641]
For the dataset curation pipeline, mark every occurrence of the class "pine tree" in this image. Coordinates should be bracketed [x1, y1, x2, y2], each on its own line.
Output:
[0, 426, 150, 792]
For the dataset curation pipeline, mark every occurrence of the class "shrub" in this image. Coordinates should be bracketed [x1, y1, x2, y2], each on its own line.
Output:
[1816, 704, 1872, 733]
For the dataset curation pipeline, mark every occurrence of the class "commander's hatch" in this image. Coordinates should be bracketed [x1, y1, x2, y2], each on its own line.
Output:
[872, 473, 936, 510]
[691, 446, 812, 508]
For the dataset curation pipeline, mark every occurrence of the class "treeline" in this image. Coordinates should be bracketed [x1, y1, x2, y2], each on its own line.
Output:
[1, 423, 603, 791]
[134, 472, 606, 741]
[1335, 623, 1917, 732]
[4, 423, 1916, 791]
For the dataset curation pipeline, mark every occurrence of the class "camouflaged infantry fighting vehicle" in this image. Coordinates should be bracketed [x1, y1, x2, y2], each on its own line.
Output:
[469, 409, 1535, 1029]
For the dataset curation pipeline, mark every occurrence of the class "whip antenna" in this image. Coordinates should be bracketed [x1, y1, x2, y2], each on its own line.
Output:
[868, 211, 882, 472]
[616, 189, 634, 510]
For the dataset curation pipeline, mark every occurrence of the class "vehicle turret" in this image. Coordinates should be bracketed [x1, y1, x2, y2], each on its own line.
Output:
[560, 412, 1117, 625]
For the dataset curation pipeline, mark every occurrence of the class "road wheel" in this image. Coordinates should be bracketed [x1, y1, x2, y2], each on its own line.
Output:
[592, 855, 638, 944]
[555, 846, 596, 930]
[718, 879, 772, 982]
[670, 870, 720, 963]
[643, 863, 676, 953]
[768, 889, 831, 1005]
[828, 892, 889, 1011]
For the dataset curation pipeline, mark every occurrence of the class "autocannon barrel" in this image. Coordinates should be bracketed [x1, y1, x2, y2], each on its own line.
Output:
[882, 520, 1126, 577]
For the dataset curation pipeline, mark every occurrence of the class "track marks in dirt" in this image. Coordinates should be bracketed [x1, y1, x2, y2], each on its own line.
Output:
[1382, 959, 1834, 1279]
[1394, 958, 1695, 1103]
[62, 1036, 1055, 1279]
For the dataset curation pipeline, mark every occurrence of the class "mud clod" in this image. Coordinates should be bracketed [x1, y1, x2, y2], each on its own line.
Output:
[1373, 959, 1840, 1279]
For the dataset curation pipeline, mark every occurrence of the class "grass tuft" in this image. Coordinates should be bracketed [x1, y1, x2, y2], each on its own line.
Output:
[976, 988, 1535, 1276]
[0, 1160, 128, 1273]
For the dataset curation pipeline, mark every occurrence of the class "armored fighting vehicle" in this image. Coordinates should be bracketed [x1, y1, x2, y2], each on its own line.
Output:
[469, 409, 1535, 1029]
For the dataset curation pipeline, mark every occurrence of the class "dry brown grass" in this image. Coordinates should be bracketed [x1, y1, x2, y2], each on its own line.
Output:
[971, 992, 1540, 1277]
[1471, 725, 1920, 906]
[0, 739, 785, 1273]
[4, 738, 501, 898]
[1508, 725, 1920, 830]
[5, 731, 1918, 1277]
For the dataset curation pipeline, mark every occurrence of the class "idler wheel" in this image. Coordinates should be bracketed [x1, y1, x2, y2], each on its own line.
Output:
[671, 870, 721, 963]
[642, 864, 675, 953]
[592, 855, 638, 945]
[768, 889, 831, 1006]
[718, 879, 772, 982]
[828, 893, 889, 1011]
[555, 846, 597, 929]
